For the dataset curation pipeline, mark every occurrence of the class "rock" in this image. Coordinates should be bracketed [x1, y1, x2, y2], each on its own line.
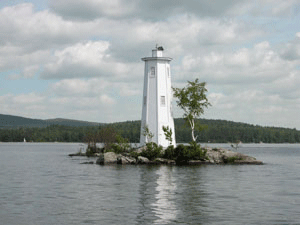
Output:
[137, 156, 150, 164]
[134, 146, 146, 154]
[80, 161, 94, 164]
[154, 158, 176, 165]
[117, 155, 136, 164]
[234, 154, 263, 165]
[205, 147, 263, 165]
[96, 153, 104, 165]
[205, 148, 223, 164]
[96, 152, 119, 165]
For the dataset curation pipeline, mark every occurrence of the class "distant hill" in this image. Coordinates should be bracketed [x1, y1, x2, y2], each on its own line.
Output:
[45, 118, 101, 127]
[0, 114, 102, 128]
[0, 114, 299, 143]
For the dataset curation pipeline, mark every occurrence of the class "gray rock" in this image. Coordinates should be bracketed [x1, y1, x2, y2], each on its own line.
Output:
[117, 155, 136, 164]
[104, 152, 119, 164]
[134, 146, 146, 154]
[137, 156, 150, 164]
[96, 152, 119, 165]
[96, 153, 104, 165]
[204, 147, 263, 165]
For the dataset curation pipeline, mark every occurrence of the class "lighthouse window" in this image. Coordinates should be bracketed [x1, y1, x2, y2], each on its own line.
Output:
[161, 96, 166, 106]
[150, 67, 155, 77]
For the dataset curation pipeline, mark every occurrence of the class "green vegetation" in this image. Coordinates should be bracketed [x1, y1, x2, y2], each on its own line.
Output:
[0, 118, 300, 143]
[172, 142, 207, 164]
[173, 79, 211, 142]
[110, 135, 131, 154]
[140, 142, 163, 160]
[162, 125, 173, 145]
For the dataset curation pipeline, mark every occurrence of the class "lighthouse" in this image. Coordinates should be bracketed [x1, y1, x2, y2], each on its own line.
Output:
[140, 46, 176, 147]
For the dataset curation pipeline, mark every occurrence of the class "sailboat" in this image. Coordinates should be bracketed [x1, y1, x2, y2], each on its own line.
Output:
[24, 138, 26, 143]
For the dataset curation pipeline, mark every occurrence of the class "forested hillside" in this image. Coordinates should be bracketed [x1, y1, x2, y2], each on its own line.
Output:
[0, 118, 299, 143]
[0, 114, 102, 128]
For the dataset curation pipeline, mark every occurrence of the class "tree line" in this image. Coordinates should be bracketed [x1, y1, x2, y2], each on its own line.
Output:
[0, 118, 299, 143]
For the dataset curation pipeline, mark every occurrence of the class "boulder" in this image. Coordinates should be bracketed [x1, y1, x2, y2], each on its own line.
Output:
[204, 147, 263, 165]
[117, 155, 136, 164]
[137, 156, 150, 164]
[134, 146, 146, 154]
[96, 152, 119, 165]
[96, 153, 104, 165]
[205, 148, 224, 164]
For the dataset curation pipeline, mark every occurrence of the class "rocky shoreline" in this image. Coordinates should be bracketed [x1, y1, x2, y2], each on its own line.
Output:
[70, 146, 263, 165]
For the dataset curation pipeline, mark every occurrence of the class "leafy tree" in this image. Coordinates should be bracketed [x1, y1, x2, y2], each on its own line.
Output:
[173, 79, 211, 142]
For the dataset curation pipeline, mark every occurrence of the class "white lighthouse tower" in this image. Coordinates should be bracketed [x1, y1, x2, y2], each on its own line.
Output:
[140, 46, 176, 148]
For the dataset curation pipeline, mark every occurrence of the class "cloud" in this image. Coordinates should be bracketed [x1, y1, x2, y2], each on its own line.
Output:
[205, 89, 300, 128]
[49, 0, 136, 21]
[0, 3, 261, 79]
[180, 41, 295, 87]
[49, 0, 300, 21]
[0, 3, 81, 51]
[280, 32, 300, 61]
[41, 41, 140, 79]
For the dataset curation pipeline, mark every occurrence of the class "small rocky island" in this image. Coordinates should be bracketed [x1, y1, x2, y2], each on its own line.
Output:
[70, 143, 263, 165]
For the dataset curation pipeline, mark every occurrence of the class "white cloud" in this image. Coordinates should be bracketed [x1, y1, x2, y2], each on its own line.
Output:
[49, 0, 300, 20]
[12, 93, 45, 104]
[180, 41, 294, 87]
[49, 0, 136, 20]
[41, 41, 138, 79]
[281, 32, 300, 61]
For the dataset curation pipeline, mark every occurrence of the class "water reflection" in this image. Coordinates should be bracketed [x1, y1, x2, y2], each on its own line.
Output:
[152, 166, 178, 224]
[137, 165, 210, 224]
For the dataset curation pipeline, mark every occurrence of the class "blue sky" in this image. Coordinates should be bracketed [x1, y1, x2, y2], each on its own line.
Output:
[1, 0, 300, 129]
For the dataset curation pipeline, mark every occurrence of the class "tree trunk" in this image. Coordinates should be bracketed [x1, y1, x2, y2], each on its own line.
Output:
[189, 117, 196, 142]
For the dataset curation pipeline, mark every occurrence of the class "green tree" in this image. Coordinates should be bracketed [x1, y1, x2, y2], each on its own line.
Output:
[173, 79, 211, 142]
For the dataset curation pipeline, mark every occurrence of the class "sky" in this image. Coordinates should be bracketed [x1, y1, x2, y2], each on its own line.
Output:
[0, 0, 300, 129]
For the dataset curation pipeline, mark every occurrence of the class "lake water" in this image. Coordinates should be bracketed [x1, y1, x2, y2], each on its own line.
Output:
[0, 143, 300, 225]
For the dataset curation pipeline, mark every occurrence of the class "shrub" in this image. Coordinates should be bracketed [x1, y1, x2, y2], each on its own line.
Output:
[109, 135, 131, 154]
[163, 145, 176, 160]
[167, 142, 207, 164]
[174, 144, 190, 164]
[186, 141, 207, 161]
[140, 142, 163, 160]
[129, 151, 140, 159]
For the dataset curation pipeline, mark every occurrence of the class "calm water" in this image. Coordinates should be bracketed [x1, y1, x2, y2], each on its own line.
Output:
[0, 143, 300, 225]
